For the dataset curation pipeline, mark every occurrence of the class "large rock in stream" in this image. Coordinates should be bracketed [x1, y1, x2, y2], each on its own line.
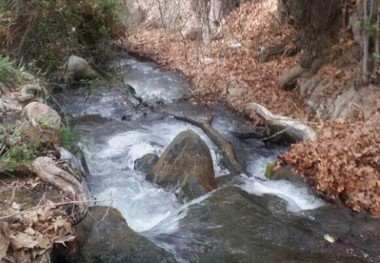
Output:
[151, 186, 380, 263]
[62, 206, 175, 263]
[151, 129, 217, 200]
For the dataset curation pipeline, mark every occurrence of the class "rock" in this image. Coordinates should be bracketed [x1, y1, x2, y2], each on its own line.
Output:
[296, 73, 380, 119]
[271, 164, 308, 187]
[67, 55, 99, 80]
[227, 87, 246, 97]
[227, 78, 248, 97]
[22, 102, 61, 128]
[18, 83, 43, 103]
[17, 93, 35, 103]
[21, 84, 43, 96]
[134, 153, 159, 175]
[152, 129, 217, 200]
[161, 186, 375, 263]
[125, 84, 136, 95]
[66, 206, 175, 263]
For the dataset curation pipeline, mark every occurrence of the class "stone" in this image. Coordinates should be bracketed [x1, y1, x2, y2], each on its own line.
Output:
[21, 84, 43, 96]
[162, 186, 375, 263]
[67, 55, 99, 80]
[227, 87, 246, 97]
[227, 78, 249, 97]
[152, 129, 217, 200]
[17, 93, 35, 103]
[134, 153, 159, 175]
[22, 102, 61, 129]
[63, 206, 176, 263]
[271, 164, 308, 187]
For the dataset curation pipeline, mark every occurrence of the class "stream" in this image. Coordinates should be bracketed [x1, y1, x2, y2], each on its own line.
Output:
[54, 56, 380, 263]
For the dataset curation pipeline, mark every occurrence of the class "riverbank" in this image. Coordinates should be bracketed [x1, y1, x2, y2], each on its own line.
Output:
[128, 1, 307, 121]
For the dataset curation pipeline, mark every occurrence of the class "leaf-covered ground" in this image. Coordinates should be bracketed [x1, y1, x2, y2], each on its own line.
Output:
[0, 178, 75, 262]
[279, 115, 380, 216]
[128, 0, 307, 120]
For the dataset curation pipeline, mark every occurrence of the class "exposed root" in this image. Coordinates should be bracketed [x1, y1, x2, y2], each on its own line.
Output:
[30, 157, 87, 222]
[245, 102, 317, 143]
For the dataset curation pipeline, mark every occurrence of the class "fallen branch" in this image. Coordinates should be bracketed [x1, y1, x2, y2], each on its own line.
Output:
[171, 111, 266, 182]
[173, 113, 245, 175]
[246, 102, 317, 143]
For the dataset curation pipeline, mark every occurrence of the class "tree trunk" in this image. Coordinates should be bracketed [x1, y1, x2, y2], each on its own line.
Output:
[374, 4, 380, 70]
[278, 0, 342, 69]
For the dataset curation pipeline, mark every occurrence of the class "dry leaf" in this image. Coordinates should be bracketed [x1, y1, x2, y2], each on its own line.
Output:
[9, 232, 39, 250]
[0, 230, 10, 261]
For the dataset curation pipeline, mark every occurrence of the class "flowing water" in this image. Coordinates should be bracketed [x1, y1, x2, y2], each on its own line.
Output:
[55, 56, 380, 263]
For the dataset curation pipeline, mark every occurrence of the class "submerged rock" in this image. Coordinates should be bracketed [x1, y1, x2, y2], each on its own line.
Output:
[134, 153, 159, 175]
[66, 206, 175, 263]
[271, 164, 306, 186]
[151, 129, 217, 201]
[22, 102, 61, 128]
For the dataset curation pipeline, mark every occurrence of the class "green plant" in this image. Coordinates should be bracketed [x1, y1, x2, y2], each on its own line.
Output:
[37, 118, 59, 130]
[0, 127, 41, 171]
[60, 126, 80, 150]
[264, 163, 275, 179]
[0, 0, 127, 74]
[0, 56, 19, 86]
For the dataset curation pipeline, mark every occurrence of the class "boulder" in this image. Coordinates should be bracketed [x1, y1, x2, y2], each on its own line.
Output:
[159, 186, 375, 263]
[134, 153, 159, 175]
[22, 102, 61, 129]
[65, 206, 175, 263]
[67, 55, 99, 80]
[152, 129, 217, 200]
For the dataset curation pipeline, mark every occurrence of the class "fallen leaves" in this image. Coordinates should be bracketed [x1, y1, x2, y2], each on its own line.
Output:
[128, 0, 307, 120]
[0, 198, 75, 262]
[279, 114, 380, 216]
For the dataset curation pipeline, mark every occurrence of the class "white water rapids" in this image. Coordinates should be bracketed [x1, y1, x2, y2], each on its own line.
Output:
[64, 57, 324, 235]
[56, 57, 328, 262]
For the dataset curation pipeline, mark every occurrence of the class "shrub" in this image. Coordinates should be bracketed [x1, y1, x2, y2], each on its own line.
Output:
[0, 56, 19, 86]
[0, 0, 127, 74]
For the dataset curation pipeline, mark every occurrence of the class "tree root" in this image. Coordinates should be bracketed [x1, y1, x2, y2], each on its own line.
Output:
[246, 102, 317, 143]
[31, 157, 87, 223]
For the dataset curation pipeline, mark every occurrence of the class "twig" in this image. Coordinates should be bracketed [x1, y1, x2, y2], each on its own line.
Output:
[96, 192, 113, 227]
[8, 185, 18, 205]
[262, 126, 292, 142]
